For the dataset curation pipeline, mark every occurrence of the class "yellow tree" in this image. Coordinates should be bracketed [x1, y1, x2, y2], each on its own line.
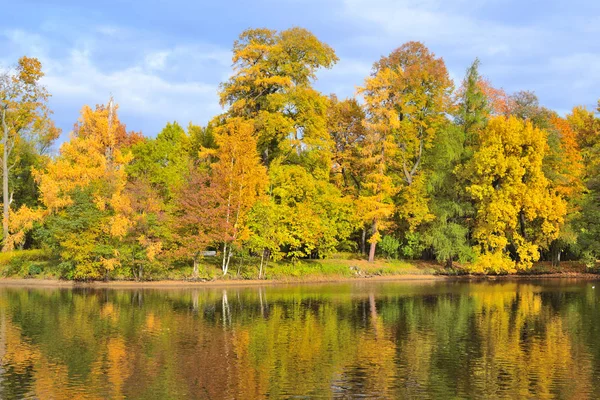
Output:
[567, 102, 600, 263]
[327, 95, 369, 253]
[0, 57, 59, 250]
[35, 101, 134, 279]
[219, 27, 337, 168]
[464, 116, 566, 272]
[357, 125, 396, 262]
[212, 118, 267, 275]
[358, 42, 452, 260]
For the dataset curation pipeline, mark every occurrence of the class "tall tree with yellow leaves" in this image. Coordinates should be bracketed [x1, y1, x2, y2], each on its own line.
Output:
[464, 116, 566, 272]
[219, 27, 338, 169]
[212, 118, 267, 275]
[35, 101, 136, 279]
[568, 102, 600, 264]
[327, 95, 370, 253]
[358, 42, 452, 260]
[0, 57, 59, 251]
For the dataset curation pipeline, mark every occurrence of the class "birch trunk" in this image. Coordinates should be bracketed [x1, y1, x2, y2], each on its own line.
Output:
[368, 220, 377, 262]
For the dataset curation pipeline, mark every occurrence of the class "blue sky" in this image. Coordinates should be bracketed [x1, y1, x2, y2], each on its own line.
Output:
[2, 0, 599, 144]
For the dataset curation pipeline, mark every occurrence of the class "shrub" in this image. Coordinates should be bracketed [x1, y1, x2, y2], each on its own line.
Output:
[379, 235, 400, 259]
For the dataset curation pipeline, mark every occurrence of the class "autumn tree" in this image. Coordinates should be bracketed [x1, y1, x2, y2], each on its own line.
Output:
[0, 56, 59, 250]
[463, 116, 566, 272]
[123, 122, 194, 278]
[540, 115, 584, 264]
[217, 27, 356, 263]
[358, 42, 452, 260]
[35, 101, 136, 279]
[327, 95, 369, 253]
[171, 167, 226, 279]
[267, 160, 358, 260]
[211, 118, 267, 274]
[568, 102, 600, 264]
[219, 27, 338, 168]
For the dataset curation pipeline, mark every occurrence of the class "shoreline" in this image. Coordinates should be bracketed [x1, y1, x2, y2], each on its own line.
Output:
[0, 272, 598, 289]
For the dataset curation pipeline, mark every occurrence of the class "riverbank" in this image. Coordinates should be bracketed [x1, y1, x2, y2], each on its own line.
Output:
[1, 249, 598, 286]
[0, 270, 599, 288]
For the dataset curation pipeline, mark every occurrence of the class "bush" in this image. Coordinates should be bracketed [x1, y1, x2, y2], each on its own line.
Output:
[379, 235, 400, 259]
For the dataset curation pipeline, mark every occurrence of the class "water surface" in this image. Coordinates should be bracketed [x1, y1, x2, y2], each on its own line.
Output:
[0, 279, 598, 399]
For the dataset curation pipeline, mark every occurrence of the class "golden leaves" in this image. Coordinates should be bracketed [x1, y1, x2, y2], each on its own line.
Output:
[464, 116, 567, 271]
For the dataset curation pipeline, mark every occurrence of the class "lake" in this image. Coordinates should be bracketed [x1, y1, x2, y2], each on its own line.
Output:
[0, 279, 598, 399]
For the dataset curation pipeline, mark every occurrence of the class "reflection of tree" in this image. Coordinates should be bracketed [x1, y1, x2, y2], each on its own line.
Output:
[0, 283, 596, 398]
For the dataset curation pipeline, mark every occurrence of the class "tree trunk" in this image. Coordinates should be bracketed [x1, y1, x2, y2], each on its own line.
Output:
[193, 253, 199, 280]
[519, 210, 527, 239]
[221, 243, 228, 275]
[361, 226, 367, 256]
[258, 249, 265, 279]
[551, 242, 561, 268]
[368, 220, 377, 262]
[224, 248, 233, 275]
[2, 109, 9, 252]
[446, 257, 453, 269]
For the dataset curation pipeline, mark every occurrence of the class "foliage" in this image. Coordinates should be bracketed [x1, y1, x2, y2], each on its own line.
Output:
[379, 235, 400, 259]
[463, 116, 566, 271]
[7, 28, 600, 278]
[0, 56, 59, 251]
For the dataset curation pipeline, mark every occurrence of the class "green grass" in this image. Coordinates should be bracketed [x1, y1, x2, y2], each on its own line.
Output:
[158, 253, 440, 282]
[7, 250, 591, 282]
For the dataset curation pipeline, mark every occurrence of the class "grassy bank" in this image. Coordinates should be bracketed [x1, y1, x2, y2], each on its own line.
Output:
[0, 249, 595, 282]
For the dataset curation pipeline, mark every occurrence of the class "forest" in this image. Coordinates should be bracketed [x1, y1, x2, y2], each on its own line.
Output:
[1, 27, 600, 280]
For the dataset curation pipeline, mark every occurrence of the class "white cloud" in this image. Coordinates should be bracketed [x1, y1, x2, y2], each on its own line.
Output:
[335, 0, 599, 111]
[340, 0, 544, 58]
[145, 51, 171, 71]
[0, 28, 230, 138]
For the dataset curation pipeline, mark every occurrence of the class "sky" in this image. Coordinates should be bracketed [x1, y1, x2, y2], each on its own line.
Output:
[2, 0, 599, 145]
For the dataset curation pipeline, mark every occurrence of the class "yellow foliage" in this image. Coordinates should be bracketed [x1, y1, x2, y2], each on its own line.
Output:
[35, 102, 134, 278]
[470, 251, 516, 274]
[463, 116, 566, 272]
[4, 205, 45, 251]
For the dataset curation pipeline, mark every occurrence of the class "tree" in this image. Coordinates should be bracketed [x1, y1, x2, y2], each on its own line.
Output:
[568, 102, 600, 265]
[541, 115, 585, 265]
[171, 167, 226, 279]
[362, 42, 453, 187]
[0, 56, 59, 251]
[455, 59, 490, 144]
[246, 199, 286, 279]
[327, 95, 369, 253]
[422, 59, 490, 268]
[463, 116, 566, 272]
[124, 122, 193, 278]
[121, 178, 167, 280]
[127, 121, 190, 202]
[424, 124, 475, 268]
[219, 27, 338, 167]
[211, 118, 267, 274]
[356, 125, 396, 262]
[35, 101, 135, 279]
[267, 160, 358, 260]
[358, 42, 452, 260]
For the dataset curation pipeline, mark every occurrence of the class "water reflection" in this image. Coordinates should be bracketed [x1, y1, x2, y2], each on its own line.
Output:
[0, 280, 597, 399]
